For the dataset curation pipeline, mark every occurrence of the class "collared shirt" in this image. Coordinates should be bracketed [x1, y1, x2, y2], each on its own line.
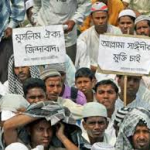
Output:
[0, 0, 25, 38]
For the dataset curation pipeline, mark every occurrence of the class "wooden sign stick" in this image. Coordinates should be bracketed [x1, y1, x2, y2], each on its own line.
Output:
[124, 75, 127, 106]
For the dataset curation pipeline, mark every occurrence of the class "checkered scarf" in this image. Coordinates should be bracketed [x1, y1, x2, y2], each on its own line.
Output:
[21, 101, 84, 148]
[8, 55, 40, 95]
[24, 101, 76, 125]
[115, 107, 150, 150]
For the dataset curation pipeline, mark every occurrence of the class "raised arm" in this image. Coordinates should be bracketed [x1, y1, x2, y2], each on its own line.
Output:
[3, 114, 38, 145]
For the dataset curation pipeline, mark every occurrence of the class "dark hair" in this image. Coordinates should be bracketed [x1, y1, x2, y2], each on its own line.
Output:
[94, 79, 119, 93]
[118, 15, 135, 22]
[75, 68, 95, 81]
[23, 78, 46, 97]
[136, 119, 147, 127]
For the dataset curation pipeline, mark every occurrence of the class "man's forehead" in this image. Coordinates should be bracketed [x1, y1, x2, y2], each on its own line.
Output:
[87, 116, 106, 121]
[135, 125, 150, 131]
[92, 11, 108, 16]
[97, 84, 115, 90]
[46, 76, 61, 82]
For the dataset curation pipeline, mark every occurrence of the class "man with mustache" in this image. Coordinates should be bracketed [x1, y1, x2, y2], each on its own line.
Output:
[7, 55, 40, 95]
[115, 107, 150, 150]
[78, 2, 122, 72]
[82, 102, 113, 147]
[135, 15, 150, 37]
[40, 69, 83, 120]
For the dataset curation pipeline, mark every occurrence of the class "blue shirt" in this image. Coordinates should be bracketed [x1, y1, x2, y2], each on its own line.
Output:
[0, 0, 25, 38]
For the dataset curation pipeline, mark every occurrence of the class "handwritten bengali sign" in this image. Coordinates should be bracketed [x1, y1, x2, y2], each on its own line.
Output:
[13, 25, 66, 67]
[98, 35, 150, 75]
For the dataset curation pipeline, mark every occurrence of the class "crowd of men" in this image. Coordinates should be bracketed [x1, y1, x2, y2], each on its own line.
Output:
[1, 0, 150, 150]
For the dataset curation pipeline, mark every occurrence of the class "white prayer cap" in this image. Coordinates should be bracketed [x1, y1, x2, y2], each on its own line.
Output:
[5, 142, 29, 150]
[135, 15, 150, 25]
[118, 9, 136, 19]
[82, 102, 107, 118]
[91, 142, 115, 150]
[95, 77, 119, 93]
[25, 0, 34, 10]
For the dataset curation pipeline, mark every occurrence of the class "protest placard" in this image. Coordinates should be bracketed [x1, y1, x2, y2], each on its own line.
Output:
[98, 34, 150, 75]
[13, 25, 66, 67]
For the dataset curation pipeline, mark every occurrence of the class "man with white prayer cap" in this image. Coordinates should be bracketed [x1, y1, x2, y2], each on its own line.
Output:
[91, 142, 115, 150]
[82, 102, 114, 146]
[118, 9, 136, 34]
[135, 15, 150, 36]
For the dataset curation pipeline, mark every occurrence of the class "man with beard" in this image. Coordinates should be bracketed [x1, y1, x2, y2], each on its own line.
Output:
[135, 15, 150, 37]
[115, 107, 150, 150]
[78, 2, 122, 72]
[81, 102, 113, 146]
[40, 69, 83, 120]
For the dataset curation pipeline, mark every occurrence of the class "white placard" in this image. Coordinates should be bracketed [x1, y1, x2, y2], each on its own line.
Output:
[13, 25, 66, 67]
[98, 35, 150, 75]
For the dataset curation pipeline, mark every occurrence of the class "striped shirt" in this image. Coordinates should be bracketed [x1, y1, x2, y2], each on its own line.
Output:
[0, 0, 25, 38]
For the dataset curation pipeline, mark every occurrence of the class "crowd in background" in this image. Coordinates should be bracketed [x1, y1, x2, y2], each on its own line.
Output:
[1, 0, 150, 150]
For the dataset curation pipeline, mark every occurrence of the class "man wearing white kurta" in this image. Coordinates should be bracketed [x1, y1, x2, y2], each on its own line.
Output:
[31, 0, 91, 63]
[78, 2, 122, 72]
